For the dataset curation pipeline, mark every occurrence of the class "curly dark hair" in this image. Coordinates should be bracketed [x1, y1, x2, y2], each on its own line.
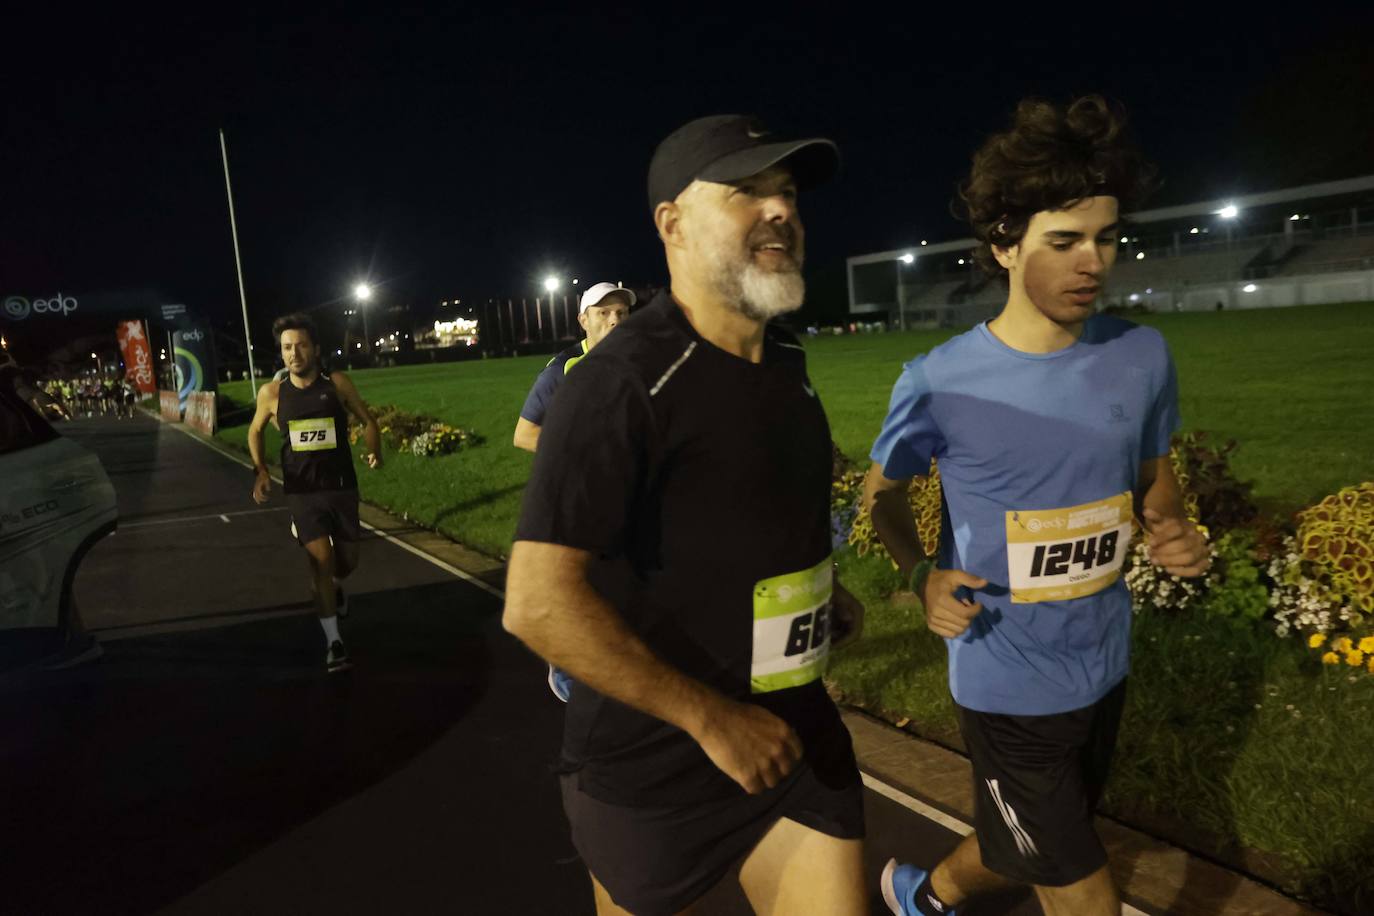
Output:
[271, 312, 319, 346]
[956, 95, 1158, 278]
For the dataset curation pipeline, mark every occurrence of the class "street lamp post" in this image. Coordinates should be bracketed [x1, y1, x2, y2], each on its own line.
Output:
[543, 276, 560, 341]
[354, 283, 373, 357]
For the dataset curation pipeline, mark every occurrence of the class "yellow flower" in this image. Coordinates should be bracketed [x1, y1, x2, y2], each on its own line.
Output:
[1368, 656, 1374, 674]
[1308, 633, 1327, 649]
[1333, 636, 1354, 653]
[1360, 637, 1374, 655]
[1347, 650, 1365, 667]
[1322, 652, 1341, 665]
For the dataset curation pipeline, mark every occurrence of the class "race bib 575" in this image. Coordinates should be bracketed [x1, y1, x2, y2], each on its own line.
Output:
[1006, 492, 1133, 604]
[751, 556, 832, 693]
[287, 418, 338, 452]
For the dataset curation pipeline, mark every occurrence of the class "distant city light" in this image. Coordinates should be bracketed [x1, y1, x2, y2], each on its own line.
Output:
[355, 342, 362, 349]
[354, 283, 373, 301]
[543, 276, 560, 292]
[1136, 252, 1145, 260]
[1243, 283, 1258, 292]
[957, 258, 965, 265]
[920, 240, 928, 246]
[336, 349, 342, 355]
[1218, 205, 1239, 219]
[572, 278, 580, 286]
[1121, 236, 1129, 243]
[899, 253, 915, 264]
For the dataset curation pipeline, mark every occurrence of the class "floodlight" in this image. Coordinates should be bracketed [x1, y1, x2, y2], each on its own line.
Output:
[1243, 284, 1258, 292]
[543, 276, 560, 292]
[1290, 214, 1300, 221]
[1218, 205, 1239, 219]
[354, 283, 373, 301]
[899, 253, 915, 264]
[1135, 252, 1145, 260]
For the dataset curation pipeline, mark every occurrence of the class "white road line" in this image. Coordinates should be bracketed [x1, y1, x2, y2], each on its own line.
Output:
[861, 771, 972, 837]
[861, 772, 1151, 916]
[167, 422, 504, 599]
[166, 421, 1153, 915]
[120, 507, 286, 530]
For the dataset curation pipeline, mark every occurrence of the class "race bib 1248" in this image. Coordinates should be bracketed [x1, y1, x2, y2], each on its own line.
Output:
[750, 556, 832, 694]
[287, 418, 338, 452]
[1006, 492, 1133, 604]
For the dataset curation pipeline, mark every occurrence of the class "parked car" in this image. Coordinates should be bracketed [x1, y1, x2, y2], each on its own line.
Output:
[0, 365, 117, 671]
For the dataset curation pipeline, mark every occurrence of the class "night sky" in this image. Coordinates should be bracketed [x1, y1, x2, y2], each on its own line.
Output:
[5, 7, 1373, 356]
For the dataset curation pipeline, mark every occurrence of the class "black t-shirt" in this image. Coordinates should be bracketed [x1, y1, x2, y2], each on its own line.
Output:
[516, 291, 857, 806]
[277, 373, 358, 494]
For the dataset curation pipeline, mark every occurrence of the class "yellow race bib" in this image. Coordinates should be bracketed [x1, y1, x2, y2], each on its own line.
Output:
[287, 418, 338, 452]
[1006, 492, 1133, 603]
[750, 557, 833, 693]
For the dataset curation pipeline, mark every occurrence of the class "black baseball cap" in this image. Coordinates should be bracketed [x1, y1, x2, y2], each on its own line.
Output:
[647, 115, 839, 212]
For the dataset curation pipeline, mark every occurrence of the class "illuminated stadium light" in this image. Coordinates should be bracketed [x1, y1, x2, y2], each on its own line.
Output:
[354, 283, 373, 301]
[1218, 205, 1239, 219]
[1146, 288, 1153, 294]
[957, 258, 965, 265]
[1135, 252, 1145, 260]
[1121, 236, 1128, 243]
[1190, 227, 1200, 234]
[1243, 283, 1258, 292]
[572, 278, 580, 285]
[1129, 294, 1140, 302]
[920, 240, 928, 246]
[355, 342, 362, 349]
[1290, 214, 1301, 221]
[336, 349, 342, 355]
[899, 253, 915, 264]
[543, 276, 560, 292]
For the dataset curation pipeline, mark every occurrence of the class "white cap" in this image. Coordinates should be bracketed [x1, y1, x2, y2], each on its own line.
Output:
[578, 282, 636, 314]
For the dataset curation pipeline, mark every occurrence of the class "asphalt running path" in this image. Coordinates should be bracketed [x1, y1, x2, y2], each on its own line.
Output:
[2, 415, 1049, 915]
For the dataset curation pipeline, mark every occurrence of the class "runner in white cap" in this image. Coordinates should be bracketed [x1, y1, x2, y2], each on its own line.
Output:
[513, 282, 634, 453]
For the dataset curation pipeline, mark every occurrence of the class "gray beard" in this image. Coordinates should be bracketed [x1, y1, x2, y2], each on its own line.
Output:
[707, 254, 806, 321]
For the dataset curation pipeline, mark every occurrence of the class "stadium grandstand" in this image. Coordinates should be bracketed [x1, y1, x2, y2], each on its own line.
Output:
[847, 174, 1374, 328]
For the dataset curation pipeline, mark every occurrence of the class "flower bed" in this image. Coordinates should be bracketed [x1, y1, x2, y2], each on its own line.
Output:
[348, 404, 484, 458]
[832, 435, 1374, 679]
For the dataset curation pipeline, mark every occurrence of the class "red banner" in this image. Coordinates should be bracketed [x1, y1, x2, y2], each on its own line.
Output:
[115, 320, 156, 394]
[184, 391, 217, 435]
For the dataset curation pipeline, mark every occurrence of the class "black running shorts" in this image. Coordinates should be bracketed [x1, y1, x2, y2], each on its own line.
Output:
[285, 489, 361, 546]
[957, 679, 1127, 887]
[560, 759, 864, 916]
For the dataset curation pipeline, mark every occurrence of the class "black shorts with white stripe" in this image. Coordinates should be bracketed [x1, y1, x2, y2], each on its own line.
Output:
[956, 679, 1127, 887]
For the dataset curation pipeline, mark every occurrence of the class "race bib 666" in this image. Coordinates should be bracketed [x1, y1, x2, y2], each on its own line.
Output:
[287, 418, 338, 451]
[751, 556, 832, 694]
[1006, 492, 1133, 604]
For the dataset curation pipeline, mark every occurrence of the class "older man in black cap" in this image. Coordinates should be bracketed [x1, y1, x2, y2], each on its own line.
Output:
[503, 115, 867, 915]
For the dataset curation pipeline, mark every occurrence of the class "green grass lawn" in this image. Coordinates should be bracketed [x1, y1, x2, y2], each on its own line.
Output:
[216, 302, 1374, 912]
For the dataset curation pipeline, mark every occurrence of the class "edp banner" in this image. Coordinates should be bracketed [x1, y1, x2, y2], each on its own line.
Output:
[115, 320, 157, 395]
[172, 325, 217, 404]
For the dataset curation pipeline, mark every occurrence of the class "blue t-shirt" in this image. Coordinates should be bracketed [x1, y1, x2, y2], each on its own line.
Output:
[520, 339, 591, 424]
[870, 315, 1179, 715]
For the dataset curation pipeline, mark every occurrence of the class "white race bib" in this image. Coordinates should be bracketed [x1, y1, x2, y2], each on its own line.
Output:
[1006, 492, 1133, 603]
[287, 418, 338, 452]
[751, 557, 832, 693]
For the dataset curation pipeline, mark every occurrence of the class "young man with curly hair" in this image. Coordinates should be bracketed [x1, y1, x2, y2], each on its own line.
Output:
[866, 96, 1211, 916]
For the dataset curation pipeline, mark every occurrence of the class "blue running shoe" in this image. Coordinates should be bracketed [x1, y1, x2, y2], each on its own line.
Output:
[547, 665, 574, 703]
[881, 859, 952, 915]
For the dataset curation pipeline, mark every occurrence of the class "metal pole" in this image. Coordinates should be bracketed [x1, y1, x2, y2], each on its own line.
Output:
[896, 261, 906, 332]
[535, 297, 544, 339]
[219, 129, 258, 396]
